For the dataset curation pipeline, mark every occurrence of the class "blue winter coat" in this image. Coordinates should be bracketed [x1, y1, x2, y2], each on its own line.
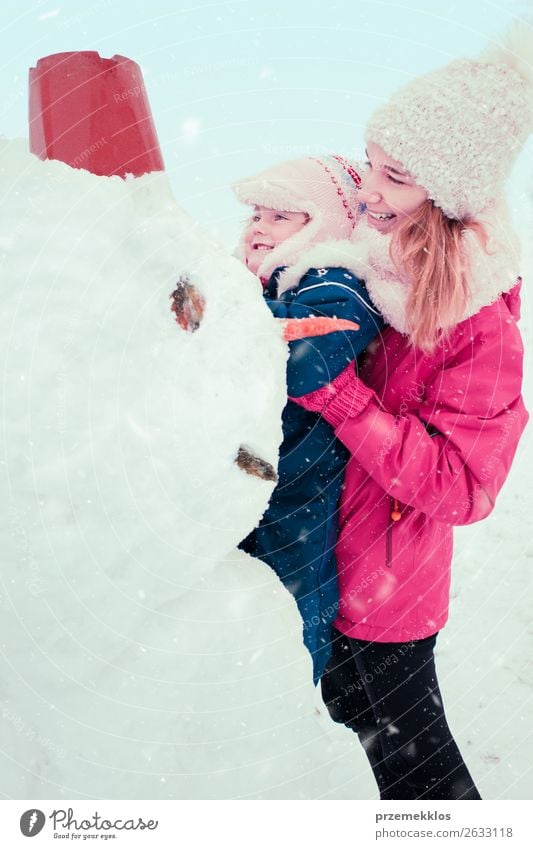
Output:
[239, 265, 384, 683]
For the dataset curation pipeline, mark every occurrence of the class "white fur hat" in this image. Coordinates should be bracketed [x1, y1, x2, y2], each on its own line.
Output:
[365, 21, 533, 220]
[232, 154, 362, 279]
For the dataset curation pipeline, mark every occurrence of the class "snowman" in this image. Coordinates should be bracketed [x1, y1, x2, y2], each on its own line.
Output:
[0, 52, 362, 799]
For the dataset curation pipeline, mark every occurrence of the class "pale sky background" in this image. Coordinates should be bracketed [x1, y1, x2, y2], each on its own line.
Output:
[1, 0, 532, 249]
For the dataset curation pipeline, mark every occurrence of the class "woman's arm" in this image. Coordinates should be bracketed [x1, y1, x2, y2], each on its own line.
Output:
[296, 312, 529, 526]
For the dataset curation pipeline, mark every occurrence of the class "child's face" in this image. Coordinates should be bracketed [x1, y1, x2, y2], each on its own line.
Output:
[243, 205, 309, 275]
[358, 141, 428, 234]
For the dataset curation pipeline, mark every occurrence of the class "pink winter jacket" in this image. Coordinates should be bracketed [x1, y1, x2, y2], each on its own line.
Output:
[322, 281, 528, 643]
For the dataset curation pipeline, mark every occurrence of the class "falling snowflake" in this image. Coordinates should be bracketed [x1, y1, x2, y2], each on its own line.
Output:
[181, 118, 201, 143]
[38, 9, 60, 21]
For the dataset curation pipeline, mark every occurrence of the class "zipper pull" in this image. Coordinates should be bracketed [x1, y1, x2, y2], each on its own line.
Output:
[390, 497, 402, 522]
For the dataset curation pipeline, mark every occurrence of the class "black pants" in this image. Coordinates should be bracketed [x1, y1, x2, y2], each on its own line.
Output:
[321, 628, 481, 800]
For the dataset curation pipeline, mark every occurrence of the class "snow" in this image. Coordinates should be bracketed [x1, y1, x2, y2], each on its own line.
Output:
[181, 118, 201, 143]
[0, 136, 531, 800]
[0, 137, 340, 799]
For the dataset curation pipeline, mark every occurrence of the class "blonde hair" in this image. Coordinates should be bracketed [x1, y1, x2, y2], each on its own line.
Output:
[390, 200, 489, 353]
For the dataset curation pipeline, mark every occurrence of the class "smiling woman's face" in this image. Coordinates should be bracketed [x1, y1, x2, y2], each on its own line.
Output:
[243, 206, 309, 274]
[359, 142, 428, 233]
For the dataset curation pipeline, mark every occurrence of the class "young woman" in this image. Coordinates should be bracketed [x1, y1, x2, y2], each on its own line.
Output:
[291, 24, 531, 799]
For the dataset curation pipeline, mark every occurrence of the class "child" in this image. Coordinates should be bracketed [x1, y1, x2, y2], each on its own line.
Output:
[233, 155, 384, 683]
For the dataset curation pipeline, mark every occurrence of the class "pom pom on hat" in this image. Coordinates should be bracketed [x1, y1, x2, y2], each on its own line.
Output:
[479, 18, 533, 110]
[365, 20, 533, 219]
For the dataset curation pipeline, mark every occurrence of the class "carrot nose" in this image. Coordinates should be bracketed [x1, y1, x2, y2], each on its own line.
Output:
[281, 316, 360, 342]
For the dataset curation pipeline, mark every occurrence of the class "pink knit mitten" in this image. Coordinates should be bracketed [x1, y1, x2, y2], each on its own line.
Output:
[289, 362, 375, 426]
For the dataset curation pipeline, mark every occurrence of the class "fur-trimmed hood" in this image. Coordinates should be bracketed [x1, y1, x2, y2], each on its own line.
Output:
[276, 206, 522, 336]
[232, 155, 363, 282]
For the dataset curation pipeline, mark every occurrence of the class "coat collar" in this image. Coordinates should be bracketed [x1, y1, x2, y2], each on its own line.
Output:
[276, 204, 521, 336]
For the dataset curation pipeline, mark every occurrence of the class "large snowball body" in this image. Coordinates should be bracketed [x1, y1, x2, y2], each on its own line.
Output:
[0, 139, 351, 799]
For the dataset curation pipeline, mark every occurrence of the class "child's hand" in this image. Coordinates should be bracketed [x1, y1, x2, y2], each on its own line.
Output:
[281, 316, 360, 342]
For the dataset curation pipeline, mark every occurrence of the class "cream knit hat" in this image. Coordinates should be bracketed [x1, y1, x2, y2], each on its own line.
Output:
[233, 154, 362, 279]
[365, 21, 533, 220]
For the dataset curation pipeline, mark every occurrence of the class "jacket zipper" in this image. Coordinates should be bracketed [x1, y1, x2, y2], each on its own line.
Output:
[385, 496, 402, 568]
